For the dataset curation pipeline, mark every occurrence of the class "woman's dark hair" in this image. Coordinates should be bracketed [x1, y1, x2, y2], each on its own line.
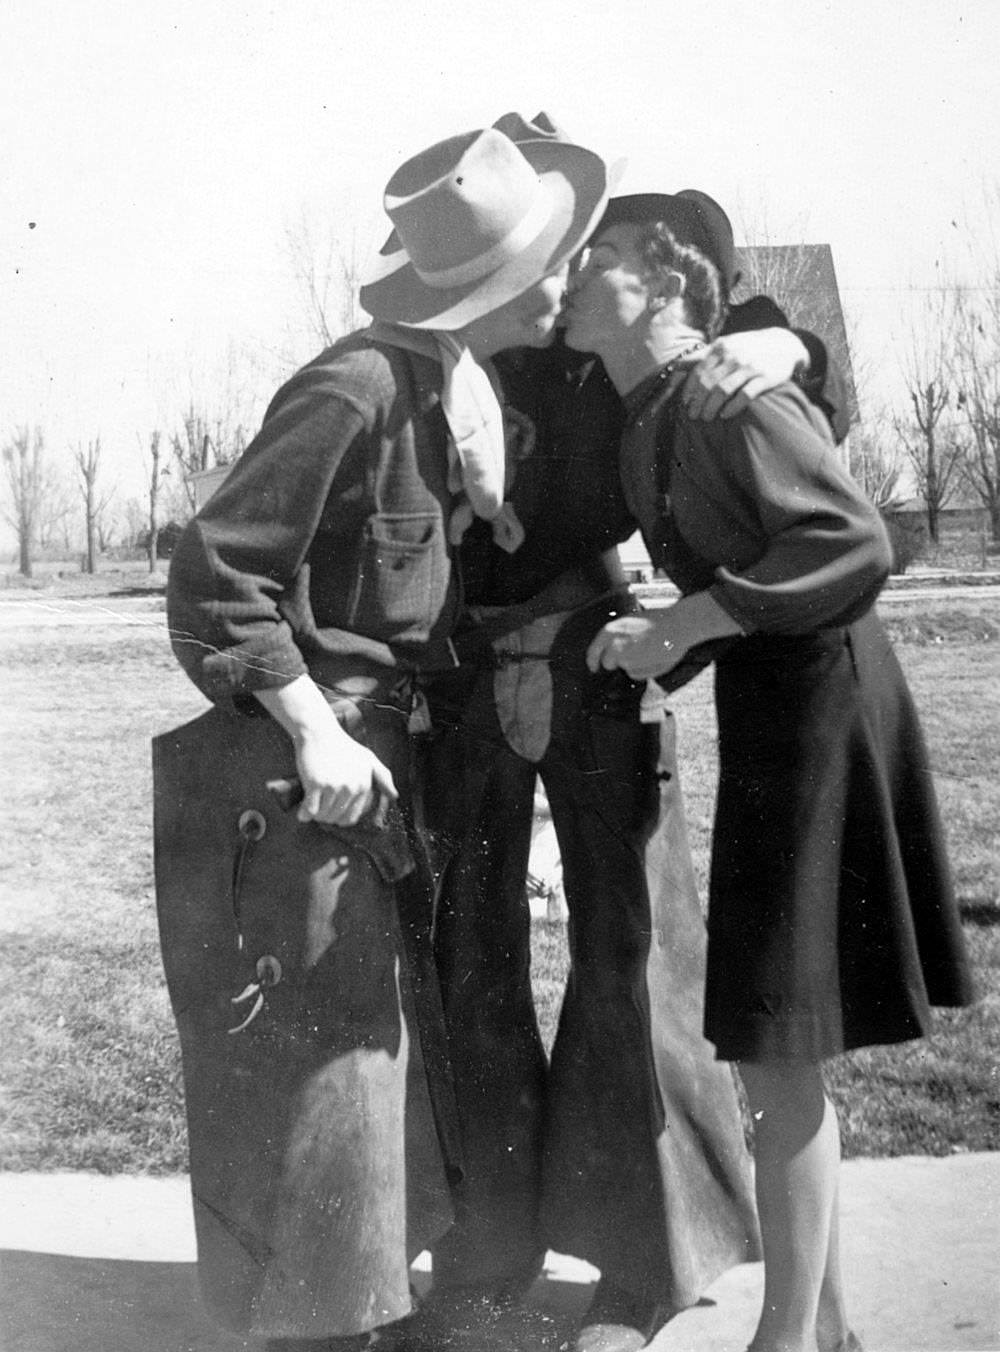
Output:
[635, 222, 727, 339]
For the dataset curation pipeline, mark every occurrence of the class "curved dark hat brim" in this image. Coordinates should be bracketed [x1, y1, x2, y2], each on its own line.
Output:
[360, 141, 611, 331]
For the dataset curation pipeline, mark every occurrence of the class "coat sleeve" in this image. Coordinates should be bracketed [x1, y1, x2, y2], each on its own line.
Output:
[792, 327, 850, 444]
[683, 388, 892, 634]
[166, 379, 369, 708]
[724, 296, 850, 444]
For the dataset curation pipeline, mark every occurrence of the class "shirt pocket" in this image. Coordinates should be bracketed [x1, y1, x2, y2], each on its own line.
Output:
[348, 511, 447, 642]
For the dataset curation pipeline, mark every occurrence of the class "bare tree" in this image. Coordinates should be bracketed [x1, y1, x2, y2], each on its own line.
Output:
[161, 344, 260, 515]
[894, 384, 965, 544]
[96, 514, 115, 554]
[286, 212, 340, 348]
[147, 433, 165, 567]
[119, 495, 147, 552]
[73, 437, 115, 574]
[170, 404, 211, 481]
[36, 460, 76, 555]
[1, 425, 46, 576]
[955, 355, 1000, 544]
[895, 286, 966, 543]
[734, 243, 819, 319]
[137, 429, 170, 571]
[169, 403, 249, 514]
[952, 195, 1000, 543]
[285, 208, 373, 349]
[849, 413, 908, 511]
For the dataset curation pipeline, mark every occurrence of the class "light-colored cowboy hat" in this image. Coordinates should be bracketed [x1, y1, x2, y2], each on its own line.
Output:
[360, 120, 613, 330]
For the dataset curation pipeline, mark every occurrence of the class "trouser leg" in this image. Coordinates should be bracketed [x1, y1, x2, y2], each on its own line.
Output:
[539, 693, 759, 1309]
[419, 696, 547, 1295]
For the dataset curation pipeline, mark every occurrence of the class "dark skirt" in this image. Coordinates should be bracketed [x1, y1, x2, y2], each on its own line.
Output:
[704, 609, 974, 1063]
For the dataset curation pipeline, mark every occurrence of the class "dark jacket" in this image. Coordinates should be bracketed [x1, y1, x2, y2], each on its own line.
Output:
[619, 378, 891, 634]
[168, 332, 460, 711]
[460, 302, 848, 612]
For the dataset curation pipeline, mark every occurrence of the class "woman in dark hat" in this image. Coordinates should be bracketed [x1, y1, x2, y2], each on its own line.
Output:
[157, 121, 613, 1352]
[410, 116, 856, 1352]
[564, 193, 974, 1352]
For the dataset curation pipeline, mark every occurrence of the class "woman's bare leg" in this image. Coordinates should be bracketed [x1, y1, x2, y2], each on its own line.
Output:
[738, 1061, 847, 1352]
[815, 1176, 852, 1351]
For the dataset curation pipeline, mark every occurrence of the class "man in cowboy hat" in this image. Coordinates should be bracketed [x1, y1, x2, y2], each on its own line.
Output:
[407, 115, 850, 1352]
[156, 120, 614, 1352]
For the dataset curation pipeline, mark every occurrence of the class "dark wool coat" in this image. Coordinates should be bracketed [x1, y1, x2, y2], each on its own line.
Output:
[620, 377, 974, 1060]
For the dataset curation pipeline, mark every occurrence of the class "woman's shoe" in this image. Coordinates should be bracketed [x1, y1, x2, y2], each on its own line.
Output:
[747, 1336, 864, 1352]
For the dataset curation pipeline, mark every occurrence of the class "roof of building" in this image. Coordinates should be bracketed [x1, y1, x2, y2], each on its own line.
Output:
[734, 243, 860, 425]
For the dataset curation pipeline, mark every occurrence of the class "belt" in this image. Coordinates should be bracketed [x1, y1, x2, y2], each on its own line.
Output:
[450, 566, 634, 667]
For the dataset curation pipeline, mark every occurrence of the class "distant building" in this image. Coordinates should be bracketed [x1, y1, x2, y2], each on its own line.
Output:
[888, 490, 989, 536]
[735, 243, 859, 430]
[187, 464, 232, 512]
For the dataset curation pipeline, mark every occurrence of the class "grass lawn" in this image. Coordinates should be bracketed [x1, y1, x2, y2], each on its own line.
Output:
[0, 586, 997, 1171]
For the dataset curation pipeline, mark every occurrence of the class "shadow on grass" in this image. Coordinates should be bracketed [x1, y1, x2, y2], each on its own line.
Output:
[960, 900, 1000, 927]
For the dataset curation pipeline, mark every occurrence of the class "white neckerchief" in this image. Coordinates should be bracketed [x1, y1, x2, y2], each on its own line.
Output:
[434, 333, 505, 518]
[368, 322, 525, 553]
[434, 334, 525, 552]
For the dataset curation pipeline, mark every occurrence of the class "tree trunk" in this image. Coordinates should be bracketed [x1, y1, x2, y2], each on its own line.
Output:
[147, 431, 162, 573]
[85, 491, 97, 574]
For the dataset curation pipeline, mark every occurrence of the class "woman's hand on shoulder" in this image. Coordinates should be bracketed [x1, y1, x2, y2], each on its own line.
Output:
[586, 612, 689, 681]
[668, 328, 809, 420]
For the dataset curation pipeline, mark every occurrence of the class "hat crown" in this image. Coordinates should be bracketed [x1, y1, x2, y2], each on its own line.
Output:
[491, 110, 566, 144]
[361, 115, 613, 329]
[384, 129, 550, 288]
[675, 189, 735, 283]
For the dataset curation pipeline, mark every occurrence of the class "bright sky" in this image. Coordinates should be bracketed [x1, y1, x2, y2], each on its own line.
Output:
[2, 0, 997, 507]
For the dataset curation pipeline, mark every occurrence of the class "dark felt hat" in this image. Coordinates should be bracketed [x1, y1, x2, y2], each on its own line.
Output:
[596, 189, 738, 291]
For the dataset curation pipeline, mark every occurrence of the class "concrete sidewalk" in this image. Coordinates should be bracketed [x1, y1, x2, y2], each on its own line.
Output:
[0, 1156, 997, 1352]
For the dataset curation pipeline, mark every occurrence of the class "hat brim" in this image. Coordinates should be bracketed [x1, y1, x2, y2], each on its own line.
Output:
[359, 141, 611, 331]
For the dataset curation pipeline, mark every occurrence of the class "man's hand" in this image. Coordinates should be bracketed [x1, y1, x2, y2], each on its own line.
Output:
[667, 327, 809, 420]
[255, 675, 398, 826]
[293, 722, 398, 826]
